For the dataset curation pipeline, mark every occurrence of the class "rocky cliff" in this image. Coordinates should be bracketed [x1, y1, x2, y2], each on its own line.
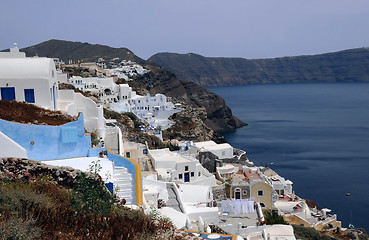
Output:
[148, 48, 369, 86]
[132, 66, 246, 134]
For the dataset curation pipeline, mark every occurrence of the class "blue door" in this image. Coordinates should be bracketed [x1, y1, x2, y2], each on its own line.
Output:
[52, 86, 56, 110]
[1, 87, 15, 101]
[24, 89, 35, 103]
[184, 172, 190, 182]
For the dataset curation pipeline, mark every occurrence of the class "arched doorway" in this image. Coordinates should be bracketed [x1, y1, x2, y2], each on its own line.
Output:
[234, 188, 241, 199]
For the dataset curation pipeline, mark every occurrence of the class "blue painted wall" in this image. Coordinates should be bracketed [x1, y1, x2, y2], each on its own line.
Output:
[0, 114, 91, 160]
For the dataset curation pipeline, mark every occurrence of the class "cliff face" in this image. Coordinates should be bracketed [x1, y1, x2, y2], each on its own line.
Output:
[13, 39, 246, 141]
[132, 66, 246, 134]
[148, 48, 369, 86]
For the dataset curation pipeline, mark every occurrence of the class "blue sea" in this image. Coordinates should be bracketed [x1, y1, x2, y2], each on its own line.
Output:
[209, 83, 369, 231]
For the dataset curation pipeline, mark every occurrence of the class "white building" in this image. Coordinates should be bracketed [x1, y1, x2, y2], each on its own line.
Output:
[68, 76, 119, 105]
[0, 46, 110, 141]
[148, 148, 216, 186]
[58, 90, 107, 139]
[193, 141, 234, 159]
[109, 61, 149, 80]
[69, 77, 180, 130]
[0, 45, 59, 110]
[110, 86, 181, 130]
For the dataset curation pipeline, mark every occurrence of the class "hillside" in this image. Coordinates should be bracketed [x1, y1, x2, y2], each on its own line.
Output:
[148, 48, 369, 86]
[19, 39, 144, 64]
[11, 39, 245, 139]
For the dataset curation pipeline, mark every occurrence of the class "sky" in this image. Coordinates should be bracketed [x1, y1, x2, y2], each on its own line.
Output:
[1, 0, 369, 60]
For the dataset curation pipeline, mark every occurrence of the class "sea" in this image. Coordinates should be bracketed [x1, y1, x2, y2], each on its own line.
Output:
[209, 83, 369, 231]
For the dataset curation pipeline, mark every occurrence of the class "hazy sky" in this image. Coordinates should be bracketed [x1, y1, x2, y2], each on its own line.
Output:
[1, 0, 369, 60]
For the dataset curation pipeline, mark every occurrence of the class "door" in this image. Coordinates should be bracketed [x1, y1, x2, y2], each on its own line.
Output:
[184, 172, 190, 182]
[52, 86, 56, 110]
[235, 191, 241, 199]
[1, 87, 15, 101]
[235, 188, 241, 199]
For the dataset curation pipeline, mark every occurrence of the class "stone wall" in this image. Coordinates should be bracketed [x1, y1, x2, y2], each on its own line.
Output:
[0, 157, 86, 188]
[212, 184, 227, 202]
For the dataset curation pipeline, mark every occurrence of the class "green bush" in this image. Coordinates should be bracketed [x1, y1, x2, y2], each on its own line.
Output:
[264, 210, 288, 225]
[104, 108, 121, 119]
[90, 132, 100, 146]
[122, 112, 138, 121]
[292, 225, 333, 240]
[69, 172, 115, 215]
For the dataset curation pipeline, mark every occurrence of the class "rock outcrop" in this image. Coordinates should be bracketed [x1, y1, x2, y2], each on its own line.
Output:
[165, 105, 214, 141]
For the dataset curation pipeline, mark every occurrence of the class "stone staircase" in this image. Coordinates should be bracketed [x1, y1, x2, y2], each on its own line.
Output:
[166, 183, 184, 213]
[113, 167, 133, 205]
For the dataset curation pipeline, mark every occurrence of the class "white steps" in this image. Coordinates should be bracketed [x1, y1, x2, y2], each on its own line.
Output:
[113, 167, 134, 205]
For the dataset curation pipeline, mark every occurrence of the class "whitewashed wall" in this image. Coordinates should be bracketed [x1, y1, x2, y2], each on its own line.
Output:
[58, 90, 106, 138]
[0, 131, 27, 158]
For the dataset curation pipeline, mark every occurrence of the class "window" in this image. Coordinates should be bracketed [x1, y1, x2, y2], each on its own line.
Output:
[185, 166, 189, 171]
[179, 174, 183, 179]
[126, 152, 130, 158]
[258, 190, 263, 196]
[260, 203, 265, 208]
[24, 89, 35, 103]
[243, 190, 247, 195]
[191, 172, 194, 177]
[1, 87, 15, 101]
[198, 172, 201, 177]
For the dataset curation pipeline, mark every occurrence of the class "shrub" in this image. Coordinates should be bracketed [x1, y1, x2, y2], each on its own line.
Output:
[69, 172, 115, 215]
[264, 210, 288, 225]
[292, 225, 333, 240]
[0, 217, 42, 240]
[104, 108, 121, 119]
[90, 132, 100, 146]
[122, 111, 138, 121]
[0, 174, 173, 239]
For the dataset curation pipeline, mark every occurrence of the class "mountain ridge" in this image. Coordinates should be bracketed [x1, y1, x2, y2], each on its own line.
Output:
[148, 48, 369, 86]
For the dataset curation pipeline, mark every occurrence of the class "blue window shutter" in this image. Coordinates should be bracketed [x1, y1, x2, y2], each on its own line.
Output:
[1, 87, 16, 101]
[24, 89, 35, 103]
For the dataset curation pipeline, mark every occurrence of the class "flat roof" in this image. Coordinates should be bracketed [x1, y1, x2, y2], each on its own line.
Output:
[150, 148, 191, 163]
[45, 157, 114, 182]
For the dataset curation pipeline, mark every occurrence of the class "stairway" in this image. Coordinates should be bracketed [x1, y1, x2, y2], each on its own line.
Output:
[166, 183, 184, 213]
[113, 167, 133, 205]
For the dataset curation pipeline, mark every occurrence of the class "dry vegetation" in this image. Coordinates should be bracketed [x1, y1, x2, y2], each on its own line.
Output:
[0, 173, 174, 240]
[0, 100, 75, 126]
